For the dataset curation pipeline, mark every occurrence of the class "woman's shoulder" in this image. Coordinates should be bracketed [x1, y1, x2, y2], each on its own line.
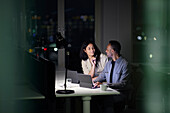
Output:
[100, 53, 108, 59]
[81, 59, 90, 63]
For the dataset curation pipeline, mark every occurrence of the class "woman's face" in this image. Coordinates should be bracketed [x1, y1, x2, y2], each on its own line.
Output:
[84, 43, 95, 57]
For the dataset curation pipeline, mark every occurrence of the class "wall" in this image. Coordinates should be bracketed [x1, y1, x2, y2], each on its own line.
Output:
[95, 0, 132, 62]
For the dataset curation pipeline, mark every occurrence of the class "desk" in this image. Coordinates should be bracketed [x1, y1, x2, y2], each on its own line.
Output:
[0, 85, 45, 101]
[14, 85, 45, 100]
[55, 84, 120, 113]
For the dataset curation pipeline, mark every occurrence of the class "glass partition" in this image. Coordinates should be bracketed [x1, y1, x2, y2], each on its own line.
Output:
[132, 1, 170, 113]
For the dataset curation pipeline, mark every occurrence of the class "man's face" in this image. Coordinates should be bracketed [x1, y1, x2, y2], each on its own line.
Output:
[105, 44, 114, 57]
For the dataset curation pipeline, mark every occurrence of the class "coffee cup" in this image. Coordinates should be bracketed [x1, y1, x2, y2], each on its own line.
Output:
[100, 84, 108, 91]
[66, 78, 72, 88]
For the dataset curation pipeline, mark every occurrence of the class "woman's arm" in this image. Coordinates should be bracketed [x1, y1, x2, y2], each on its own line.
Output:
[88, 57, 96, 78]
[81, 57, 97, 78]
[81, 60, 90, 74]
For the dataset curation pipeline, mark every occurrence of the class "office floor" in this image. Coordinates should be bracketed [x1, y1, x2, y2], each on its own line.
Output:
[121, 101, 143, 113]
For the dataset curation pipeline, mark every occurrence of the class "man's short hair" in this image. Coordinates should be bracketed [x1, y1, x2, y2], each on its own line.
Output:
[109, 40, 121, 55]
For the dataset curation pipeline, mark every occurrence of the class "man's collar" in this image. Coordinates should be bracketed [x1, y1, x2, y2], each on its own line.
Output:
[115, 56, 122, 63]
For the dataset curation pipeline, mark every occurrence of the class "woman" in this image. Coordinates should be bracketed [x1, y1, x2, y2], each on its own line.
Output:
[80, 41, 108, 79]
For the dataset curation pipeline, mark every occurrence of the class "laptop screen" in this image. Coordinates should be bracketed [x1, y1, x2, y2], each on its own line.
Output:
[78, 74, 94, 88]
[67, 70, 79, 83]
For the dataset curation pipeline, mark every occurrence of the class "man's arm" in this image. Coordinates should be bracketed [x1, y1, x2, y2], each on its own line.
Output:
[93, 69, 106, 83]
[93, 61, 110, 83]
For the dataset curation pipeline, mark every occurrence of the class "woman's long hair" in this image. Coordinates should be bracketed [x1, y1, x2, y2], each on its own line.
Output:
[80, 41, 101, 67]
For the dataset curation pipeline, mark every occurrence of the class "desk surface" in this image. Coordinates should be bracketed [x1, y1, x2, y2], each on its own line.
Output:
[55, 84, 120, 97]
[55, 71, 120, 97]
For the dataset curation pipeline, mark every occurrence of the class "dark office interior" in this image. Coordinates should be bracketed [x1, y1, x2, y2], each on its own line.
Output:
[0, 0, 170, 113]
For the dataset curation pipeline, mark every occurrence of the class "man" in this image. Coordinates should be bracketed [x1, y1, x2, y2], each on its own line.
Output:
[93, 40, 131, 113]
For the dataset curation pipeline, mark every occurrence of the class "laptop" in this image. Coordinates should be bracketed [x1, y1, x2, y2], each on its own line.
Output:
[67, 70, 79, 83]
[78, 74, 96, 89]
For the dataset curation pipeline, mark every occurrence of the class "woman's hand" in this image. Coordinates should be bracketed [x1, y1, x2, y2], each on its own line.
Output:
[90, 56, 96, 66]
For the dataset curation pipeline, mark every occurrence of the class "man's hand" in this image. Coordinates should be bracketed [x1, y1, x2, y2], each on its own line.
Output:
[93, 82, 102, 88]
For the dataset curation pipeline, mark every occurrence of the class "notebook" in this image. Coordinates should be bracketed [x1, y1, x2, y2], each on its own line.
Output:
[78, 74, 97, 88]
[67, 70, 79, 83]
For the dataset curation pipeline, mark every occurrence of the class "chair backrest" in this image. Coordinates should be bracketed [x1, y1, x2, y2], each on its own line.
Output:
[128, 64, 144, 108]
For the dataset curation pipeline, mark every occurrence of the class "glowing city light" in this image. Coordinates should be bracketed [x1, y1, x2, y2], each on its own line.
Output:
[144, 36, 147, 40]
[137, 36, 142, 40]
[153, 37, 157, 40]
[29, 49, 33, 53]
[149, 54, 153, 58]
[44, 48, 47, 51]
[54, 48, 58, 51]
